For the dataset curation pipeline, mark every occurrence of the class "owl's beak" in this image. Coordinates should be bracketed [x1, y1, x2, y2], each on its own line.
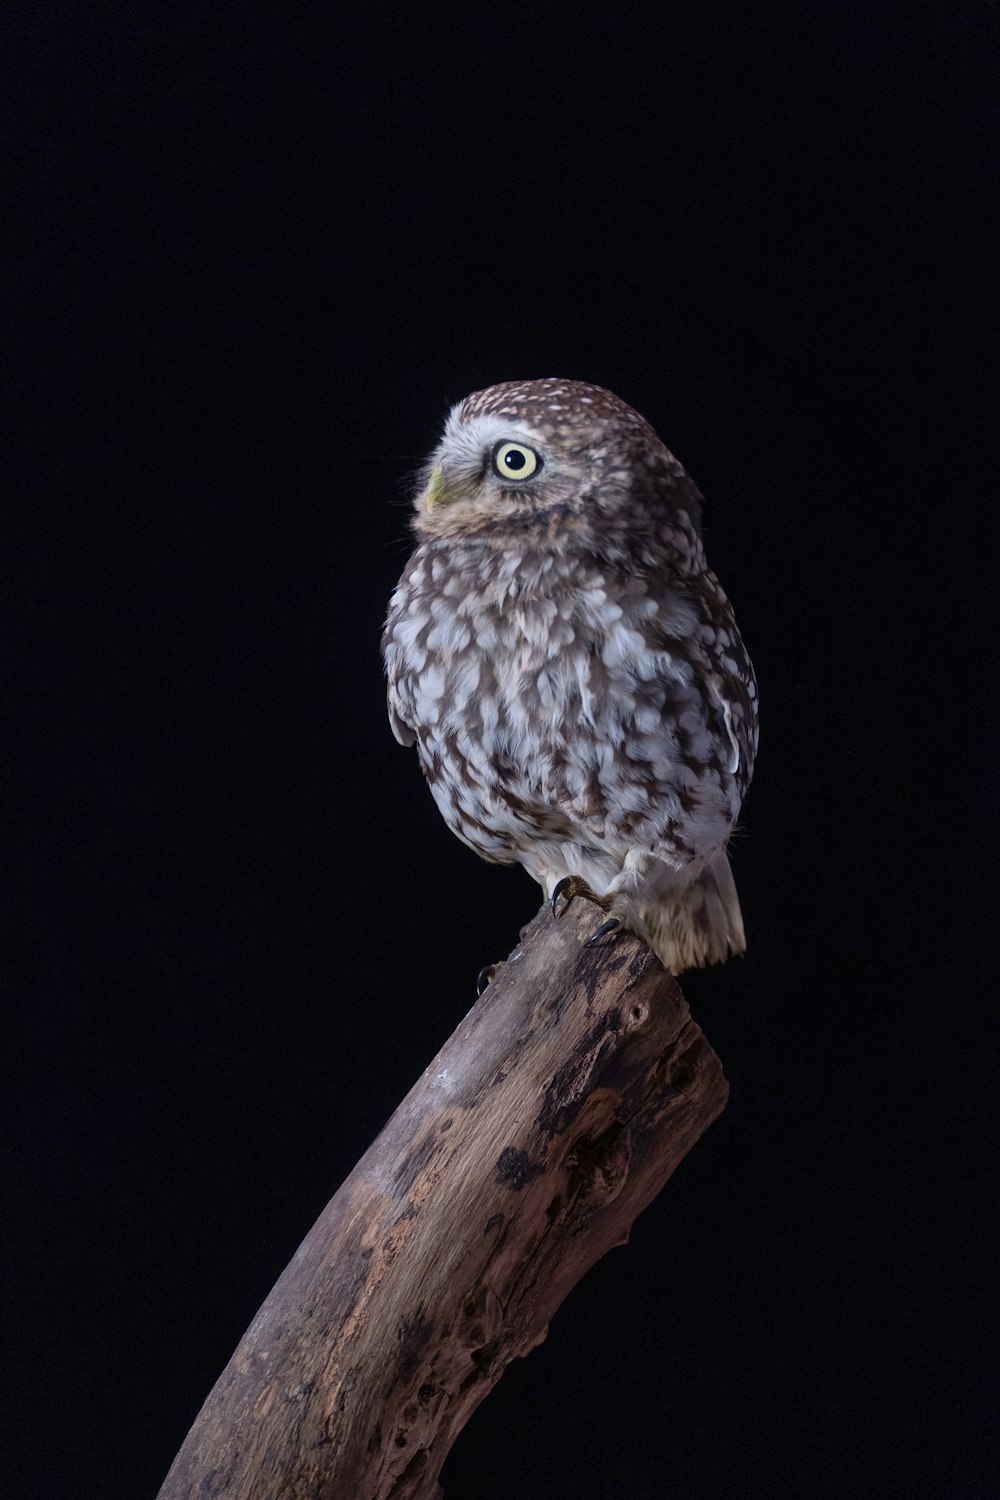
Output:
[423, 466, 449, 511]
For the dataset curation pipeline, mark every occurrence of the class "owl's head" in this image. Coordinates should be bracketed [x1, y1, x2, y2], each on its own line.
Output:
[411, 379, 704, 556]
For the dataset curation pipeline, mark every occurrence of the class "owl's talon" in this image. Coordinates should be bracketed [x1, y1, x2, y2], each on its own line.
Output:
[551, 875, 602, 916]
[476, 963, 502, 996]
[586, 917, 622, 947]
[551, 877, 574, 916]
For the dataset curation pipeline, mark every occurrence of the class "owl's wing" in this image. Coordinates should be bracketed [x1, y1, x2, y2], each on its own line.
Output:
[696, 584, 758, 796]
[380, 624, 416, 747]
[384, 651, 418, 746]
[382, 579, 421, 747]
[387, 696, 417, 748]
[707, 668, 757, 794]
[645, 568, 758, 797]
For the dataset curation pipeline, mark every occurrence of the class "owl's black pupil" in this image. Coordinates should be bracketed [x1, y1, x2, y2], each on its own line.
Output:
[504, 449, 526, 471]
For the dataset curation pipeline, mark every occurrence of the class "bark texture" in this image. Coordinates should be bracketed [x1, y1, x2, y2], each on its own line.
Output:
[158, 900, 729, 1499]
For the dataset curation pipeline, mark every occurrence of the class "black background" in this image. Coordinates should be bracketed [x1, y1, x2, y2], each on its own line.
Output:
[7, 4, 998, 1497]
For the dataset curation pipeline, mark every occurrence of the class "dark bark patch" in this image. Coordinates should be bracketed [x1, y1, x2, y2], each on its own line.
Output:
[494, 1145, 538, 1190]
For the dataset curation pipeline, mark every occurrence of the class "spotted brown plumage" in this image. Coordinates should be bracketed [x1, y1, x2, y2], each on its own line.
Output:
[382, 379, 758, 973]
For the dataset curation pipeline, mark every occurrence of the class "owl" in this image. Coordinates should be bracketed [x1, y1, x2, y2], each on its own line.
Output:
[382, 379, 757, 974]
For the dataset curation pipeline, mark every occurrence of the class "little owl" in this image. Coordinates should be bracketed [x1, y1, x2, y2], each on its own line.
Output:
[382, 379, 757, 974]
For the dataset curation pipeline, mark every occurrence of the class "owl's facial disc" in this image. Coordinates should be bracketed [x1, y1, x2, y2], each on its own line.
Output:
[416, 412, 552, 532]
[422, 417, 548, 510]
[422, 438, 542, 512]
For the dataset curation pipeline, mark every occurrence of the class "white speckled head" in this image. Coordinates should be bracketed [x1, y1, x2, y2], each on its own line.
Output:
[412, 378, 704, 547]
[456, 378, 657, 448]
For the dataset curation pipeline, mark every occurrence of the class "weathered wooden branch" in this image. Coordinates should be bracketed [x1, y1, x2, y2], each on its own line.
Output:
[158, 900, 728, 1500]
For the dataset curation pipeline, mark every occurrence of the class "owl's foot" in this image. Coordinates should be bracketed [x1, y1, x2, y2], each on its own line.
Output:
[550, 879, 625, 950]
[476, 962, 504, 996]
[550, 875, 604, 917]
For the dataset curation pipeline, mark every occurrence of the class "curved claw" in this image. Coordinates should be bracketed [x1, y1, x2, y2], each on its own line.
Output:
[476, 964, 497, 996]
[551, 877, 574, 917]
[585, 917, 622, 947]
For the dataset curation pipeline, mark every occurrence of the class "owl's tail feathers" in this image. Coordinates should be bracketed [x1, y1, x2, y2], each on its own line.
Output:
[642, 847, 747, 975]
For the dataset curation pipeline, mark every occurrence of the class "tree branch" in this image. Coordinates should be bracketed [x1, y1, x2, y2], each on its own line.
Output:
[157, 900, 728, 1499]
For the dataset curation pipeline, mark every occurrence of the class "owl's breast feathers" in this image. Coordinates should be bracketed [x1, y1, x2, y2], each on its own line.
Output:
[383, 535, 757, 868]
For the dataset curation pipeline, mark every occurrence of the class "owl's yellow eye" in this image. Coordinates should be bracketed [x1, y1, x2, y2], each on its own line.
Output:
[492, 441, 541, 481]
